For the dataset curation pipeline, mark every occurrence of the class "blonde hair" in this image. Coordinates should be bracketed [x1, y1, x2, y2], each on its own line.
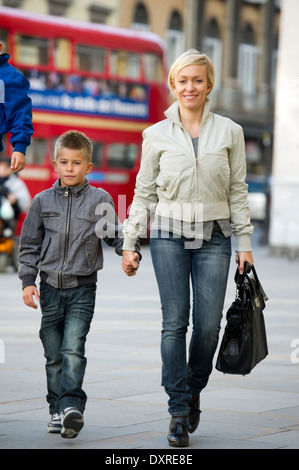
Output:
[54, 130, 93, 163]
[168, 49, 215, 98]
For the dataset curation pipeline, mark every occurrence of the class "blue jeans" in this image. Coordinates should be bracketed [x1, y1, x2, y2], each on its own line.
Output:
[39, 281, 96, 415]
[150, 230, 231, 416]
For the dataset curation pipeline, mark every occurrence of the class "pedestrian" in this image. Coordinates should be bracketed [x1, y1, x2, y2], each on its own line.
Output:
[121, 49, 254, 447]
[0, 41, 33, 172]
[0, 156, 31, 219]
[19, 130, 140, 439]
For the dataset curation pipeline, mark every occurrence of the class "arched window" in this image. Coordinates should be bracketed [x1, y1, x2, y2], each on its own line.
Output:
[166, 10, 184, 66]
[238, 24, 258, 95]
[131, 2, 150, 32]
[203, 18, 222, 91]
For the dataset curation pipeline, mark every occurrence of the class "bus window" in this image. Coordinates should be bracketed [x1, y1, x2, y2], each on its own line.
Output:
[110, 50, 140, 79]
[15, 35, 49, 66]
[76, 44, 106, 73]
[91, 141, 104, 168]
[144, 53, 164, 82]
[25, 138, 47, 165]
[108, 143, 138, 169]
[0, 28, 9, 53]
[54, 38, 71, 70]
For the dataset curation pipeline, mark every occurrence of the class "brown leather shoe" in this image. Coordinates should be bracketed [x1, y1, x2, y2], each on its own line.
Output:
[188, 396, 201, 433]
[167, 416, 189, 447]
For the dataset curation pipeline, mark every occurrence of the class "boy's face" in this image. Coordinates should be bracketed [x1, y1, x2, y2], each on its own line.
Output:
[53, 148, 93, 187]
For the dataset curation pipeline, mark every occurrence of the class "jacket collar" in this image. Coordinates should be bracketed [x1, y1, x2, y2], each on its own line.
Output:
[164, 98, 212, 127]
[53, 178, 89, 195]
[0, 53, 10, 65]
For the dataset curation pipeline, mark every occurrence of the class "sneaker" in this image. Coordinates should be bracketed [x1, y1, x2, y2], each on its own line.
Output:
[61, 407, 84, 439]
[47, 413, 62, 433]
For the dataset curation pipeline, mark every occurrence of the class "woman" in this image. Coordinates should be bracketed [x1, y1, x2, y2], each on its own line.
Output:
[122, 49, 254, 447]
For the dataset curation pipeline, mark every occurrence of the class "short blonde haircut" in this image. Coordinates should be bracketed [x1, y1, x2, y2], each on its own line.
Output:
[168, 49, 215, 99]
[54, 130, 93, 163]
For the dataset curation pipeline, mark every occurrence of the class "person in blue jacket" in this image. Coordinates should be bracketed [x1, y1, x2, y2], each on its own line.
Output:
[0, 41, 33, 172]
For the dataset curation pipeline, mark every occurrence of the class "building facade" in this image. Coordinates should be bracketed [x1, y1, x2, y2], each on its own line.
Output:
[116, 0, 281, 233]
[0, 0, 120, 24]
[1, 0, 281, 236]
[269, 0, 299, 256]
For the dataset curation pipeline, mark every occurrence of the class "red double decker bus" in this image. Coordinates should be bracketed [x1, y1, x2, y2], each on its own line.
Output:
[0, 6, 168, 222]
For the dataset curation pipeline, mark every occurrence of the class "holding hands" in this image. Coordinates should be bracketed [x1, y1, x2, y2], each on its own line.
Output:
[122, 250, 140, 276]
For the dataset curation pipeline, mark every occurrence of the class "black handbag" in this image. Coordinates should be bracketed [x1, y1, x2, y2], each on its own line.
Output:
[216, 263, 268, 375]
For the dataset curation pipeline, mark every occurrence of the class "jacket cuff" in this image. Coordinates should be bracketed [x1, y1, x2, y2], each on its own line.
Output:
[235, 234, 252, 252]
[13, 142, 27, 154]
[21, 274, 37, 290]
[123, 235, 139, 251]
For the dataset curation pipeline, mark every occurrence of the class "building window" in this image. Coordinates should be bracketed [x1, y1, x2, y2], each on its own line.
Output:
[203, 19, 222, 92]
[238, 24, 258, 95]
[110, 50, 140, 79]
[89, 4, 112, 24]
[15, 35, 49, 66]
[108, 143, 138, 169]
[48, 0, 73, 17]
[76, 44, 106, 74]
[25, 138, 47, 165]
[0, 28, 9, 54]
[2, 0, 23, 8]
[131, 2, 150, 32]
[143, 53, 164, 82]
[166, 10, 184, 67]
[91, 141, 104, 168]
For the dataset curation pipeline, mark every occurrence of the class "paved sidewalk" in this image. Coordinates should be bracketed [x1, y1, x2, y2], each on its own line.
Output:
[1, 235, 299, 450]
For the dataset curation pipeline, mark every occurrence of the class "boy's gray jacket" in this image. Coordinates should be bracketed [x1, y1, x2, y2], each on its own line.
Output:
[19, 179, 124, 289]
[123, 99, 253, 252]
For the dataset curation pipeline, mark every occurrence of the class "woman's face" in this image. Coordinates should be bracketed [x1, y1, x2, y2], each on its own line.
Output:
[173, 64, 211, 113]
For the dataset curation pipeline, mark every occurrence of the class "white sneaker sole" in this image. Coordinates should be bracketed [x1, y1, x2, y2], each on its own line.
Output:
[61, 409, 84, 439]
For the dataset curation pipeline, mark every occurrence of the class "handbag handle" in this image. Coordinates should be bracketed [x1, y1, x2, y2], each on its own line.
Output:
[235, 263, 268, 302]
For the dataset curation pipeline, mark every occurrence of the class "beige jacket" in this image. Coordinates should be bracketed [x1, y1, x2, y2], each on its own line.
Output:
[123, 99, 253, 251]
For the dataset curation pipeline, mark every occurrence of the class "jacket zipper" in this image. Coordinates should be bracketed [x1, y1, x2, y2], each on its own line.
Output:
[58, 188, 72, 288]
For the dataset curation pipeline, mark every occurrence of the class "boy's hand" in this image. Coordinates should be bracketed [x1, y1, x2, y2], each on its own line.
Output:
[122, 251, 140, 277]
[22, 285, 40, 309]
[11, 151, 25, 172]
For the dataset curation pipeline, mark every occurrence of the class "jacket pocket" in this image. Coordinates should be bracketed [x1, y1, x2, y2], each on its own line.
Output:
[201, 152, 230, 201]
[41, 211, 60, 231]
[40, 235, 51, 261]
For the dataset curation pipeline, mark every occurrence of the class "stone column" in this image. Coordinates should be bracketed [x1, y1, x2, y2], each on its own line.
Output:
[223, 0, 241, 83]
[269, 0, 299, 256]
[221, 0, 241, 109]
[184, 0, 205, 50]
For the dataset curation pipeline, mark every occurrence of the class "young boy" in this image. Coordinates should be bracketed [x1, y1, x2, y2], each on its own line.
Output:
[19, 130, 140, 439]
[0, 41, 34, 172]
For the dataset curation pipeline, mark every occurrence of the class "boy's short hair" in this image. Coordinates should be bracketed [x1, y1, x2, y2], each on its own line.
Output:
[168, 49, 215, 99]
[54, 130, 93, 163]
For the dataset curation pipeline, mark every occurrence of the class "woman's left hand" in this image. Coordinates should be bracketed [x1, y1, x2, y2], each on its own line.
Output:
[122, 250, 140, 276]
[235, 251, 254, 274]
